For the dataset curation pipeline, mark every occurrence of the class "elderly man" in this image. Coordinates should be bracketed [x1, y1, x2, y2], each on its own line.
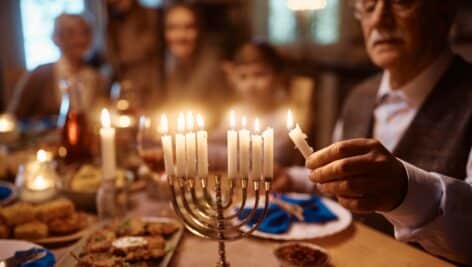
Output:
[277, 0, 472, 264]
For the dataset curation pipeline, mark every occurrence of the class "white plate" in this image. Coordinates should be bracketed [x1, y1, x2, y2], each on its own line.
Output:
[0, 239, 43, 259]
[237, 193, 352, 240]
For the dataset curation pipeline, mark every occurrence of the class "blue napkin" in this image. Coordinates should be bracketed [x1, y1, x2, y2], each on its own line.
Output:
[15, 248, 55, 267]
[238, 195, 337, 234]
[0, 185, 12, 201]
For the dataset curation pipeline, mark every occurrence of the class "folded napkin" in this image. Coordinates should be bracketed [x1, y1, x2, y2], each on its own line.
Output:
[15, 248, 55, 267]
[238, 195, 337, 234]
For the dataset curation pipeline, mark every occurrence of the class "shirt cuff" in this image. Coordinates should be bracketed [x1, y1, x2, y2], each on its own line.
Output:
[287, 167, 315, 193]
[381, 160, 443, 230]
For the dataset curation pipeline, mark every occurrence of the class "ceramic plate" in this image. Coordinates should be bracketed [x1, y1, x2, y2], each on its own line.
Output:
[0, 239, 43, 259]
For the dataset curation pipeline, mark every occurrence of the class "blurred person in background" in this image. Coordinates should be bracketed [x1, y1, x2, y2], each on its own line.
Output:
[106, 0, 162, 108]
[163, 3, 229, 127]
[9, 13, 104, 120]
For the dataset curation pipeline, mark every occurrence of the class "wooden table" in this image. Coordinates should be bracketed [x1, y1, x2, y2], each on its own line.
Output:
[53, 193, 453, 267]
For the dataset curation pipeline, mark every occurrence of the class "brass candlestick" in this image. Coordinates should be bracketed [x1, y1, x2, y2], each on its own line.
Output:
[168, 175, 272, 267]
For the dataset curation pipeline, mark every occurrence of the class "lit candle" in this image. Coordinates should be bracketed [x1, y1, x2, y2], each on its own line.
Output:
[29, 175, 51, 191]
[0, 114, 15, 133]
[227, 110, 238, 179]
[185, 112, 197, 177]
[175, 113, 187, 177]
[287, 110, 313, 159]
[196, 114, 208, 177]
[100, 109, 116, 180]
[160, 114, 175, 177]
[262, 127, 274, 179]
[238, 116, 250, 178]
[251, 118, 263, 179]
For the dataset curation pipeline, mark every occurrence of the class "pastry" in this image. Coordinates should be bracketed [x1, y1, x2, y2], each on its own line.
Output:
[14, 221, 48, 240]
[0, 202, 36, 226]
[48, 212, 87, 235]
[116, 218, 146, 237]
[146, 222, 180, 237]
[35, 198, 75, 222]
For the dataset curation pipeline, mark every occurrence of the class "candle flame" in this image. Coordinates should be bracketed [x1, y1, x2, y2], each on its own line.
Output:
[160, 114, 168, 134]
[197, 114, 205, 129]
[30, 175, 51, 191]
[178, 113, 186, 132]
[287, 109, 294, 130]
[254, 118, 261, 133]
[229, 110, 236, 129]
[37, 149, 50, 162]
[186, 111, 194, 130]
[241, 116, 247, 128]
[101, 108, 111, 128]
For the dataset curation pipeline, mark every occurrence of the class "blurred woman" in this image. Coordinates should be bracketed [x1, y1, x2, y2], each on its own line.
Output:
[9, 14, 103, 120]
[163, 3, 229, 126]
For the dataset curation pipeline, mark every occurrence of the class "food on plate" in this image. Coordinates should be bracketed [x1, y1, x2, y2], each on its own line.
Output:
[70, 165, 102, 192]
[0, 223, 10, 238]
[0, 202, 36, 226]
[74, 218, 181, 267]
[48, 212, 88, 235]
[14, 221, 49, 240]
[275, 243, 328, 267]
[35, 198, 75, 222]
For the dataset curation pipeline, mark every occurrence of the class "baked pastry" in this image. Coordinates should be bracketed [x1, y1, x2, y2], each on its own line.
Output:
[85, 229, 116, 253]
[146, 222, 179, 237]
[0, 202, 36, 226]
[116, 218, 146, 237]
[0, 223, 10, 238]
[14, 221, 48, 240]
[35, 198, 75, 222]
[47, 212, 87, 235]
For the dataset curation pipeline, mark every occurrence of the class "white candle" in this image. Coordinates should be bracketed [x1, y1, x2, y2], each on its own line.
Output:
[196, 114, 208, 177]
[100, 109, 116, 180]
[227, 110, 238, 179]
[262, 127, 274, 179]
[160, 114, 175, 177]
[238, 116, 250, 178]
[175, 113, 187, 177]
[185, 112, 197, 177]
[287, 110, 313, 159]
[251, 118, 262, 179]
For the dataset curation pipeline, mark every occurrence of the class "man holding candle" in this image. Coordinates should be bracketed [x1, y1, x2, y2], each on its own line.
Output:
[280, 0, 472, 264]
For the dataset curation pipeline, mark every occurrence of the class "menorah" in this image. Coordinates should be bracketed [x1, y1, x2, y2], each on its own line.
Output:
[168, 174, 272, 267]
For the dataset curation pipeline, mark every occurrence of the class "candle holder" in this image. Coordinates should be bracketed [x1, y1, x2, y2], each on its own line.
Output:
[168, 174, 272, 267]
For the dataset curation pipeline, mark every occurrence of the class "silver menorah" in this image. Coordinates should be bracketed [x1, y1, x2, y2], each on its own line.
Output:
[168, 174, 272, 267]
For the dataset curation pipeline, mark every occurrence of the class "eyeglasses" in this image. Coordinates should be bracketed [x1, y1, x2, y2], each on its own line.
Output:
[351, 0, 418, 20]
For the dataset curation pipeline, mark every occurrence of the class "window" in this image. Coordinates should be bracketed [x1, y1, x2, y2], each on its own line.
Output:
[20, 0, 85, 70]
[269, 0, 340, 45]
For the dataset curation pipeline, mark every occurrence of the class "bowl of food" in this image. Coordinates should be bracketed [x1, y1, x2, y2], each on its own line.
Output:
[274, 242, 329, 267]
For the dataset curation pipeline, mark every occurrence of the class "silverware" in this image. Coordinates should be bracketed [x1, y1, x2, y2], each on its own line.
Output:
[0, 249, 45, 267]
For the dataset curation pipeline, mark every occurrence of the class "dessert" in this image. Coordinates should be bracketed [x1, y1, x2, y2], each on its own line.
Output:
[0, 202, 36, 226]
[48, 212, 88, 235]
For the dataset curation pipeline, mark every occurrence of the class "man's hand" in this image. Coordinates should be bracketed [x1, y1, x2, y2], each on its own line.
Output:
[306, 138, 408, 212]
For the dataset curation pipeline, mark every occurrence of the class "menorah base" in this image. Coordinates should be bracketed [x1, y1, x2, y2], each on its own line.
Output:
[217, 240, 229, 267]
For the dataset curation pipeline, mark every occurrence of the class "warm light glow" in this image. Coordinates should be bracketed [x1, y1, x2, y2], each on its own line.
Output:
[287, 0, 327, 11]
[116, 115, 133, 128]
[178, 113, 186, 132]
[186, 111, 194, 131]
[287, 109, 294, 130]
[29, 175, 52, 191]
[254, 118, 261, 133]
[229, 110, 236, 129]
[197, 114, 205, 130]
[0, 114, 15, 132]
[160, 114, 168, 134]
[36, 149, 52, 163]
[116, 99, 130, 111]
[241, 116, 247, 129]
[101, 109, 111, 128]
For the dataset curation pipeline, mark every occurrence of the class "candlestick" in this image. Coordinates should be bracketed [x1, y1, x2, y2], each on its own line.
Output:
[287, 110, 313, 159]
[100, 109, 116, 180]
[262, 127, 274, 179]
[239, 116, 250, 178]
[227, 110, 238, 179]
[160, 114, 175, 177]
[175, 113, 186, 177]
[251, 118, 262, 179]
[186, 112, 197, 177]
[196, 114, 208, 177]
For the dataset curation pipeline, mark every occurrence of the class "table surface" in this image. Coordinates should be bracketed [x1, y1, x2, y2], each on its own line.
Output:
[53, 193, 453, 267]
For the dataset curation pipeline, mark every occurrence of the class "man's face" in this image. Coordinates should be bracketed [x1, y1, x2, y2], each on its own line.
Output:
[357, 0, 437, 69]
[165, 7, 199, 62]
[54, 18, 91, 61]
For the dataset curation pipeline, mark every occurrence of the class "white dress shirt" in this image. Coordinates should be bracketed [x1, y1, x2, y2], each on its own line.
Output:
[290, 50, 472, 264]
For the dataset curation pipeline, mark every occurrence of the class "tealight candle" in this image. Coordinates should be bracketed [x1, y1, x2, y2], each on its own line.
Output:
[287, 110, 313, 159]
[100, 109, 117, 180]
[175, 113, 187, 177]
[251, 118, 262, 179]
[227, 111, 238, 179]
[196, 114, 208, 177]
[238, 116, 250, 178]
[160, 114, 175, 177]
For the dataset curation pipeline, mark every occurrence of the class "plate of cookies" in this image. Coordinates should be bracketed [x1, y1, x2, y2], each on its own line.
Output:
[57, 217, 184, 267]
[0, 198, 94, 245]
